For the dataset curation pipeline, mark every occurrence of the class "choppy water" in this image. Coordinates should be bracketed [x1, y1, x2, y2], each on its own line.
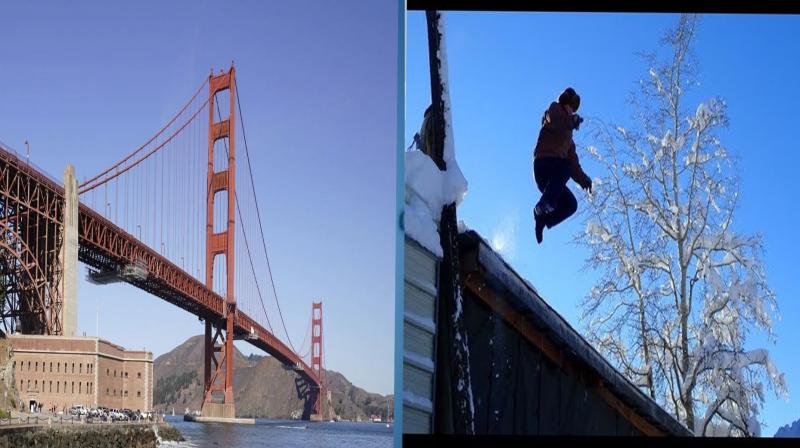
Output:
[160, 416, 393, 448]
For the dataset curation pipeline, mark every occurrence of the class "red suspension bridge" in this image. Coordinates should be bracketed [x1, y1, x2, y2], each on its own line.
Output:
[0, 65, 326, 420]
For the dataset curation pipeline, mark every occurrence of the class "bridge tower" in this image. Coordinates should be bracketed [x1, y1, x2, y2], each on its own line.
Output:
[311, 301, 325, 416]
[202, 65, 237, 419]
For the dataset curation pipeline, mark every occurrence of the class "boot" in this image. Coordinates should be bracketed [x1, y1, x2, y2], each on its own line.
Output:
[534, 211, 545, 244]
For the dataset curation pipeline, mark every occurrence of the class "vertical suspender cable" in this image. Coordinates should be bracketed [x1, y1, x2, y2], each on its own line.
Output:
[234, 79, 297, 353]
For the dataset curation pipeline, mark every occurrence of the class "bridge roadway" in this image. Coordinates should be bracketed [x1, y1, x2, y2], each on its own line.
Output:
[0, 145, 320, 391]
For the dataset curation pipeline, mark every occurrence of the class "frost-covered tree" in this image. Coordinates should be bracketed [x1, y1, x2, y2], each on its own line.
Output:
[577, 14, 786, 436]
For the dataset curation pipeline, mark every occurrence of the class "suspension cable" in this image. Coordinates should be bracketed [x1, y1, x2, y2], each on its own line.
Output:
[213, 95, 286, 343]
[79, 78, 209, 189]
[80, 97, 210, 194]
[297, 313, 313, 360]
[233, 76, 300, 354]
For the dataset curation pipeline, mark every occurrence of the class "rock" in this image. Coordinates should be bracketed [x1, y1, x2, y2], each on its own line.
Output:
[0, 422, 181, 448]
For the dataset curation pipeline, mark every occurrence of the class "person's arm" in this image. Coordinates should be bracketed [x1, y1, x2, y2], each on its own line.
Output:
[568, 141, 592, 191]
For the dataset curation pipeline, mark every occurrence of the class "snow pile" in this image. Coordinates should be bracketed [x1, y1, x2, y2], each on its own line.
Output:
[404, 14, 468, 257]
[405, 151, 448, 257]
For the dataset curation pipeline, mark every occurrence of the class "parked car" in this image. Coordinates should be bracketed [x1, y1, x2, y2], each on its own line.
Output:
[69, 405, 88, 416]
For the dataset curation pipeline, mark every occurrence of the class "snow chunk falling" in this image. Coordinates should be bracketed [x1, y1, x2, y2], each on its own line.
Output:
[490, 213, 518, 261]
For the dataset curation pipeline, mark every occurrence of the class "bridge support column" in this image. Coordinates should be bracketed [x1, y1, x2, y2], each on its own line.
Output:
[202, 65, 238, 420]
[200, 305, 236, 419]
[59, 164, 78, 336]
[201, 312, 236, 419]
[310, 302, 325, 418]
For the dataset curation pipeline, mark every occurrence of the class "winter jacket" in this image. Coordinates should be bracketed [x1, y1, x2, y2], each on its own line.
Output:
[533, 101, 591, 188]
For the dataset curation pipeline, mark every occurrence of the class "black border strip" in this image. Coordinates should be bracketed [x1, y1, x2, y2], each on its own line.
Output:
[406, 1, 800, 14]
[404, 434, 800, 448]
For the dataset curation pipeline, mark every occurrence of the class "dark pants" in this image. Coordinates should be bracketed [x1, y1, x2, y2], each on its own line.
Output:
[534, 157, 577, 229]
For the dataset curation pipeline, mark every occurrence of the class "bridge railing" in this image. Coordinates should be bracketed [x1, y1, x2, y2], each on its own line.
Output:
[0, 141, 64, 188]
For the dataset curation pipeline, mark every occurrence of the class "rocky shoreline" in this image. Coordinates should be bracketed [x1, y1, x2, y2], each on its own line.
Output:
[0, 422, 184, 448]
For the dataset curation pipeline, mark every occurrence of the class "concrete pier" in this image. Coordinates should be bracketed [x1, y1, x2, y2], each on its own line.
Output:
[183, 414, 255, 424]
[187, 403, 255, 424]
[59, 164, 78, 337]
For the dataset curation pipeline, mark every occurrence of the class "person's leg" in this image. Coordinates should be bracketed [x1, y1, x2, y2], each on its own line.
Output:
[535, 158, 571, 219]
[534, 158, 569, 243]
[547, 187, 578, 228]
[533, 157, 550, 193]
[533, 158, 551, 243]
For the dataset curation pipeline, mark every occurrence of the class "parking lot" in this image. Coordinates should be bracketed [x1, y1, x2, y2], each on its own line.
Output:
[0, 407, 163, 427]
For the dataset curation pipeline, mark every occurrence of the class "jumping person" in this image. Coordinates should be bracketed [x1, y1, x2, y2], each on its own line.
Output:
[532, 87, 592, 244]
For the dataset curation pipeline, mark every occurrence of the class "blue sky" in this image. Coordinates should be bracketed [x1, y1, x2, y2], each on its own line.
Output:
[0, 1, 397, 395]
[406, 12, 800, 435]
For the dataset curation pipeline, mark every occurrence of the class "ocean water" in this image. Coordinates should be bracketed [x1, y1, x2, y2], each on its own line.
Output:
[160, 416, 393, 448]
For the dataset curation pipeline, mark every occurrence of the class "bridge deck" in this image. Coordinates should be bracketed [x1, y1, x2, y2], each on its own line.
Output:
[0, 145, 320, 390]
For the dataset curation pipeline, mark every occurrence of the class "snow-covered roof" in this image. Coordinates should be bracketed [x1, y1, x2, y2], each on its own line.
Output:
[459, 230, 693, 437]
